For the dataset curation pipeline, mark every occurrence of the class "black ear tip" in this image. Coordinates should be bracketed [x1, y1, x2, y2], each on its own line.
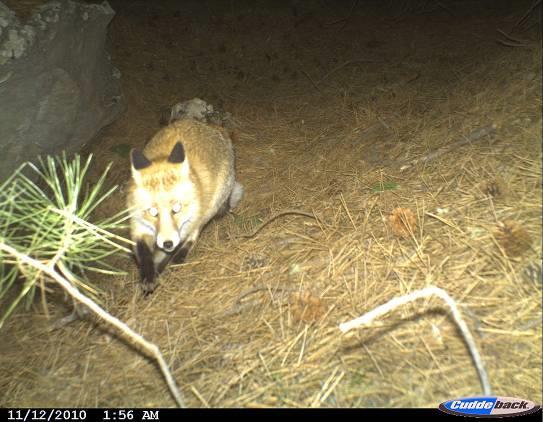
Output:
[173, 142, 184, 153]
[168, 141, 185, 164]
[131, 148, 152, 170]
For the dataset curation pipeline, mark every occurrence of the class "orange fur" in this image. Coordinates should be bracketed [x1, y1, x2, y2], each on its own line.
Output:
[127, 119, 243, 292]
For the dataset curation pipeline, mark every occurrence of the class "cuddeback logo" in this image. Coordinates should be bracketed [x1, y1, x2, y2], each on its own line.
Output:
[439, 396, 541, 417]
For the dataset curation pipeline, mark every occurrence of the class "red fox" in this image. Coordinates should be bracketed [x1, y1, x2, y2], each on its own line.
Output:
[127, 118, 243, 294]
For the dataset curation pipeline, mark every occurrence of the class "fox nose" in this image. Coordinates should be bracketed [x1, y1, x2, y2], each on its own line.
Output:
[163, 240, 174, 251]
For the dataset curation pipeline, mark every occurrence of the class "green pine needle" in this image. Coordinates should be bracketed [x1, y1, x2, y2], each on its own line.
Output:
[0, 154, 132, 329]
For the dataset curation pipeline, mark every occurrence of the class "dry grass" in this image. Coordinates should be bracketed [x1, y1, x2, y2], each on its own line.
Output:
[0, 1, 541, 408]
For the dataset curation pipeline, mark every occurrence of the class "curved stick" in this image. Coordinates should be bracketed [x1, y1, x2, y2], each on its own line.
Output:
[339, 286, 492, 396]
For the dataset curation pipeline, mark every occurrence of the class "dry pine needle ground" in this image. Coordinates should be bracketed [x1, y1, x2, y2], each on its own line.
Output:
[0, 2, 541, 408]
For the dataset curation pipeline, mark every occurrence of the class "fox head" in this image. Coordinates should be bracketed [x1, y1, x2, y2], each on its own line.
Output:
[129, 142, 198, 253]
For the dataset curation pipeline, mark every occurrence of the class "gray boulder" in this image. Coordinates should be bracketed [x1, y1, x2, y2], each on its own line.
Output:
[0, 0, 123, 182]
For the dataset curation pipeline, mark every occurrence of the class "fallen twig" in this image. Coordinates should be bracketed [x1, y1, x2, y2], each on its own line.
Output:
[496, 28, 530, 46]
[513, 0, 541, 31]
[240, 209, 318, 239]
[339, 286, 492, 395]
[0, 242, 186, 408]
[497, 39, 532, 48]
[399, 123, 498, 172]
[496, 29, 532, 48]
[301, 70, 320, 92]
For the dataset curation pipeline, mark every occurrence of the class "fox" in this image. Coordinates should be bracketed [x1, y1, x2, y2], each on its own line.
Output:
[127, 118, 243, 294]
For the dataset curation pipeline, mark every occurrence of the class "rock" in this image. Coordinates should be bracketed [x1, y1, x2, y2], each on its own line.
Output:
[0, 0, 124, 182]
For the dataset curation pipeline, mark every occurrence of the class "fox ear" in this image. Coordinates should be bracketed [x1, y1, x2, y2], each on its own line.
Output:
[168, 142, 185, 164]
[131, 149, 152, 171]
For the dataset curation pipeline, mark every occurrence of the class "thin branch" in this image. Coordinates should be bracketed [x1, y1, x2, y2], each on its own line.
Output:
[301, 70, 320, 92]
[514, 0, 541, 30]
[339, 286, 492, 396]
[240, 209, 318, 239]
[496, 39, 533, 48]
[496, 28, 530, 46]
[400, 123, 498, 172]
[0, 241, 186, 408]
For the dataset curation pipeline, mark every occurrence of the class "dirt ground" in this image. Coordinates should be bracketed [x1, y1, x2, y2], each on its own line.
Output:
[1, 0, 542, 408]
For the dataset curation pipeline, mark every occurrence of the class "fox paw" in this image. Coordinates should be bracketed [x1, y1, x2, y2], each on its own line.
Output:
[142, 281, 158, 296]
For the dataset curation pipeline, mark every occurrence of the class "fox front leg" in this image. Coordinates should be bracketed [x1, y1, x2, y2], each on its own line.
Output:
[171, 229, 199, 265]
[136, 240, 157, 295]
[154, 241, 193, 271]
[170, 240, 194, 265]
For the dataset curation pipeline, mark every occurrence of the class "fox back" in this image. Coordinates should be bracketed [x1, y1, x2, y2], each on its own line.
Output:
[127, 119, 243, 294]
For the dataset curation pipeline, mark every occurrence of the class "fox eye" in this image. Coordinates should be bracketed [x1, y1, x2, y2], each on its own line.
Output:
[172, 203, 182, 214]
[148, 207, 158, 217]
